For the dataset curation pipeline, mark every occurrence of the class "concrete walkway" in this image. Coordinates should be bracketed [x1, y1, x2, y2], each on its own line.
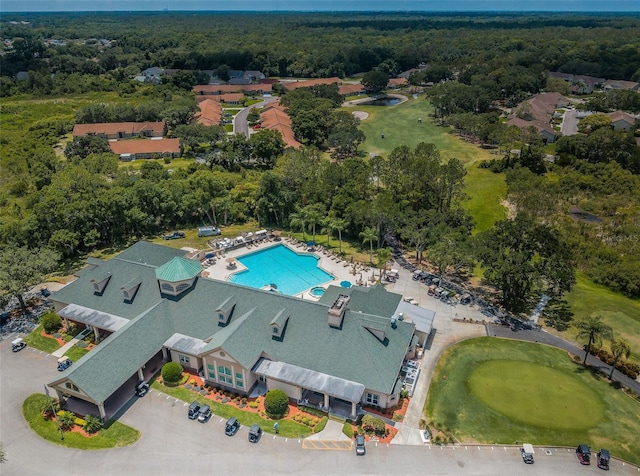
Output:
[52, 338, 80, 357]
[305, 419, 351, 441]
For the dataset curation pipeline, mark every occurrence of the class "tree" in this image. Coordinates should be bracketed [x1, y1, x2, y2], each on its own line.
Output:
[264, 389, 289, 418]
[288, 208, 307, 241]
[64, 136, 112, 160]
[541, 299, 574, 331]
[609, 337, 631, 379]
[248, 129, 285, 167]
[0, 246, 59, 314]
[41, 312, 63, 334]
[475, 214, 575, 314]
[304, 204, 324, 244]
[359, 226, 377, 265]
[333, 218, 348, 254]
[577, 114, 612, 134]
[361, 70, 389, 93]
[161, 362, 183, 383]
[376, 247, 392, 280]
[574, 315, 613, 366]
[83, 414, 103, 434]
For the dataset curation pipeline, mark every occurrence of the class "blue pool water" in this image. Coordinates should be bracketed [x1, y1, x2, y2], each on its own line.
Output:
[229, 245, 334, 296]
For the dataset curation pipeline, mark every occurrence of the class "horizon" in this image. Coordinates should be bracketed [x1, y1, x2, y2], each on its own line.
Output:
[2, 0, 640, 13]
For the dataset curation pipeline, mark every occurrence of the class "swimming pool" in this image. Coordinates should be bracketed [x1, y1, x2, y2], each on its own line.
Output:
[229, 245, 334, 296]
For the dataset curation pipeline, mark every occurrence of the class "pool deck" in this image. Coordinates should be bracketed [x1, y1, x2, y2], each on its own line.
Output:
[200, 239, 376, 300]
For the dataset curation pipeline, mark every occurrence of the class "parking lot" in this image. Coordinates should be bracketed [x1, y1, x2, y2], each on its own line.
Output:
[3, 337, 640, 475]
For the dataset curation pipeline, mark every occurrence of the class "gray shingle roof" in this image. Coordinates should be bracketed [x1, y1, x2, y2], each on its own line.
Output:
[50, 241, 414, 402]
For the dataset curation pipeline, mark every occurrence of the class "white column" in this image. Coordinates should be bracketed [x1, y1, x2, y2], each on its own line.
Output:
[161, 347, 168, 360]
[93, 327, 100, 342]
[324, 393, 330, 410]
[137, 368, 144, 381]
[351, 401, 357, 419]
[98, 403, 106, 420]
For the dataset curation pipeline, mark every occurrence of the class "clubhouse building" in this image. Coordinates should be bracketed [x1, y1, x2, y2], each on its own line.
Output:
[48, 241, 433, 420]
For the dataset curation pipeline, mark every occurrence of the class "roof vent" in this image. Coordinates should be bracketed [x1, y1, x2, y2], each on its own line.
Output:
[391, 316, 397, 329]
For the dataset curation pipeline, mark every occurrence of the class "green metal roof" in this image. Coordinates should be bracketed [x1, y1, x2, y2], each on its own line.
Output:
[155, 256, 202, 282]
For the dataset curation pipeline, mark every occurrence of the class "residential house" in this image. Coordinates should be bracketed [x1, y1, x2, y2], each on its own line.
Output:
[282, 77, 342, 92]
[606, 110, 636, 131]
[47, 241, 430, 420]
[338, 83, 365, 97]
[195, 99, 223, 127]
[244, 70, 266, 82]
[109, 138, 181, 161]
[260, 101, 301, 148]
[604, 79, 640, 91]
[506, 92, 569, 143]
[387, 78, 409, 89]
[72, 122, 167, 140]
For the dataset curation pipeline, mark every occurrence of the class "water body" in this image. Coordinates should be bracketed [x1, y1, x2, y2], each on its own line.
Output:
[361, 97, 401, 106]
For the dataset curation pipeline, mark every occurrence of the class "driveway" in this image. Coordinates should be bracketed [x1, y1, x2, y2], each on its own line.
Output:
[561, 108, 579, 135]
[234, 96, 277, 137]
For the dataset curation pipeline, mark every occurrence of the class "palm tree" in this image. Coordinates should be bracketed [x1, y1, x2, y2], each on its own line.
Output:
[333, 218, 347, 254]
[289, 209, 307, 241]
[320, 216, 334, 247]
[376, 247, 392, 280]
[609, 337, 631, 379]
[359, 226, 377, 265]
[304, 204, 323, 245]
[574, 315, 613, 365]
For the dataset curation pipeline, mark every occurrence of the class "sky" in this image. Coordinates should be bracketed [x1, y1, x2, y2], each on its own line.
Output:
[2, 0, 640, 13]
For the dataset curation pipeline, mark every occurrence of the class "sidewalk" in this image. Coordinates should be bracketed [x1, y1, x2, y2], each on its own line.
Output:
[305, 419, 351, 441]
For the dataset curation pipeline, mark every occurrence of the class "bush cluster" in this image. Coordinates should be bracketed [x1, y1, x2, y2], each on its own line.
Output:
[292, 414, 319, 427]
[587, 347, 640, 379]
[361, 414, 386, 436]
[41, 312, 62, 334]
[264, 389, 289, 419]
[161, 362, 183, 383]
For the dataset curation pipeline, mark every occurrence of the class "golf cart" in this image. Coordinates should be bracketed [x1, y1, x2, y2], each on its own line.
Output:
[576, 444, 591, 465]
[57, 356, 72, 371]
[248, 424, 263, 443]
[135, 380, 149, 397]
[520, 443, 535, 464]
[597, 449, 610, 471]
[11, 337, 27, 352]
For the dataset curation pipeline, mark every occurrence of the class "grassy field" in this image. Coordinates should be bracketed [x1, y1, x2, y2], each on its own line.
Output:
[22, 394, 140, 449]
[24, 325, 61, 353]
[353, 96, 506, 233]
[151, 381, 314, 438]
[562, 272, 640, 364]
[426, 337, 640, 465]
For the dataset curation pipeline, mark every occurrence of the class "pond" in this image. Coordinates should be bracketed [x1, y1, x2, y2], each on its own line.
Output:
[361, 96, 401, 106]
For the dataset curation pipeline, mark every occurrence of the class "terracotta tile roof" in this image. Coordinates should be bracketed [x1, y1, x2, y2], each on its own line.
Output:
[387, 78, 408, 87]
[193, 84, 243, 95]
[282, 77, 341, 91]
[73, 122, 166, 137]
[109, 138, 181, 156]
[339, 83, 364, 96]
[260, 101, 301, 148]
[195, 99, 222, 126]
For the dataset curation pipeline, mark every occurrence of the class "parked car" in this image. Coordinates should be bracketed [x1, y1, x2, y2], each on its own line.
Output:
[597, 449, 610, 470]
[135, 380, 149, 397]
[248, 424, 262, 443]
[197, 404, 212, 423]
[355, 434, 366, 456]
[163, 231, 185, 240]
[225, 417, 239, 436]
[197, 226, 221, 237]
[11, 337, 27, 352]
[520, 443, 535, 464]
[57, 356, 72, 371]
[576, 444, 591, 465]
[188, 401, 200, 420]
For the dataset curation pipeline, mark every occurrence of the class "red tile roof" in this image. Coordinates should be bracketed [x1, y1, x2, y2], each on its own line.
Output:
[73, 122, 166, 137]
[282, 77, 341, 91]
[387, 78, 408, 87]
[195, 99, 223, 126]
[260, 101, 301, 148]
[109, 138, 181, 156]
[339, 83, 364, 96]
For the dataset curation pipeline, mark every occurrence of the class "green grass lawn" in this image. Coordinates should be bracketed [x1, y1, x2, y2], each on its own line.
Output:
[426, 337, 640, 465]
[151, 381, 314, 439]
[563, 272, 640, 364]
[24, 325, 61, 353]
[64, 346, 90, 362]
[353, 96, 506, 233]
[22, 394, 140, 449]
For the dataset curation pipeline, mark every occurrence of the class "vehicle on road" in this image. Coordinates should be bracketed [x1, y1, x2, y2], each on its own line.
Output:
[163, 231, 185, 240]
[197, 405, 212, 423]
[57, 356, 72, 371]
[135, 380, 149, 397]
[11, 338, 26, 352]
[576, 444, 591, 465]
[520, 444, 535, 464]
[225, 417, 239, 436]
[188, 401, 200, 420]
[248, 424, 262, 443]
[355, 434, 366, 456]
[597, 449, 610, 470]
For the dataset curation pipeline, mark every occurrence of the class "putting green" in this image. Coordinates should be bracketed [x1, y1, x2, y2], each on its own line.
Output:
[468, 360, 604, 431]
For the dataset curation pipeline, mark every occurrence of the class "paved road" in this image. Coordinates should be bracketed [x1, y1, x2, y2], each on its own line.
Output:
[561, 108, 579, 135]
[5, 337, 640, 475]
[233, 96, 277, 137]
[486, 325, 640, 394]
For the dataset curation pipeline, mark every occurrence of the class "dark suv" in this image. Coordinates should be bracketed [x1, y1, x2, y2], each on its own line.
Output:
[188, 401, 200, 420]
[576, 444, 591, 465]
[597, 449, 610, 471]
[163, 231, 185, 240]
[355, 434, 366, 456]
[225, 417, 239, 436]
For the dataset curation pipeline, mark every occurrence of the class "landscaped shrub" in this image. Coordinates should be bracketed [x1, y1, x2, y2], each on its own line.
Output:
[361, 414, 386, 435]
[264, 389, 289, 418]
[342, 422, 354, 438]
[161, 362, 183, 384]
[84, 414, 102, 434]
[41, 312, 62, 334]
[57, 411, 76, 431]
[40, 397, 60, 418]
[248, 400, 259, 408]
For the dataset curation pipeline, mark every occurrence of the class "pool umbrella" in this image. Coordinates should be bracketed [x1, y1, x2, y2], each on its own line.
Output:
[272, 230, 281, 237]
[226, 257, 236, 263]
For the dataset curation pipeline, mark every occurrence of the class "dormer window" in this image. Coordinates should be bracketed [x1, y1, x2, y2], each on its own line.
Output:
[270, 309, 289, 341]
[120, 277, 142, 303]
[216, 296, 236, 326]
[91, 272, 112, 295]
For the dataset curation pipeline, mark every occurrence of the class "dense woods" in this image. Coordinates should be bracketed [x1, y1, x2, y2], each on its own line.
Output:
[1, 12, 640, 310]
